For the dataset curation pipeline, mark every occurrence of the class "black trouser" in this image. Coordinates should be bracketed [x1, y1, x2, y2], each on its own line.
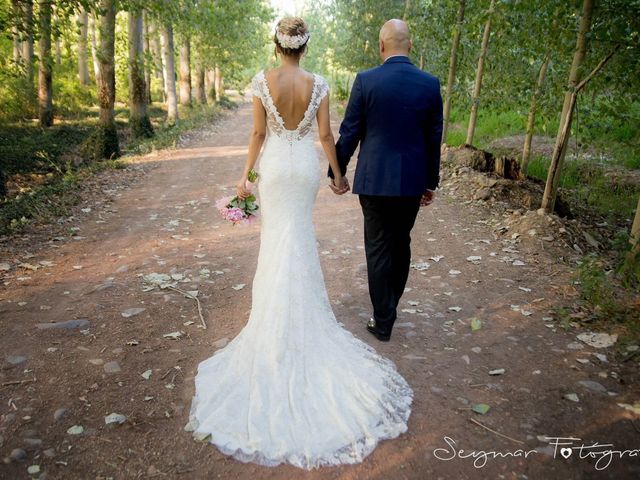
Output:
[359, 194, 421, 334]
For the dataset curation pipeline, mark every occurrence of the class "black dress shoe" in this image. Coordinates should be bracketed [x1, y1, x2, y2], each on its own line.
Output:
[366, 318, 391, 342]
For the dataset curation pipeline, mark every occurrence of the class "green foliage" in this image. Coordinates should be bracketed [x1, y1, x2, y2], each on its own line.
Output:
[575, 254, 640, 326]
[0, 159, 123, 235]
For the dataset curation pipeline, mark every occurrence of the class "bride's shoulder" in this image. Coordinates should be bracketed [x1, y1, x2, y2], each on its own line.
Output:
[312, 73, 330, 99]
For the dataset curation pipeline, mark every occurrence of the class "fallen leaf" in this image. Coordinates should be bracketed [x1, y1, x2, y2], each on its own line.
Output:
[470, 318, 482, 331]
[232, 284, 246, 291]
[429, 255, 444, 262]
[472, 403, 491, 415]
[141, 369, 152, 380]
[67, 425, 84, 435]
[104, 413, 127, 425]
[19, 263, 39, 271]
[564, 393, 580, 402]
[617, 403, 640, 415]
[449, 269, 461, 275]
[121, 307, 146, 318]
[449, 306, 462, 312]
[163, 331, 184, 339]
[489, 368, 505, 375]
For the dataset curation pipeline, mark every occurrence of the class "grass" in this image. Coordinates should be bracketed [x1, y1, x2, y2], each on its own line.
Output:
[444, 104, 639, 224]
[525, 155, 639, 221]
[571, 252, 640, 345]
[0, 100, 232, 235]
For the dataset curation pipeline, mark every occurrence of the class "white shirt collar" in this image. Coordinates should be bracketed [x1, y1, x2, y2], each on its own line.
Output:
[384, 54, 409, 62]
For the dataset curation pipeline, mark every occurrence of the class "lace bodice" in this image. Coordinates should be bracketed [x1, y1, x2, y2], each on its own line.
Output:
[251, 70, 329, 143]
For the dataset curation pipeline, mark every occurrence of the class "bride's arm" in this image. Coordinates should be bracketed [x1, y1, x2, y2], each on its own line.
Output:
[237, 97, 267, 199]
[317, 96, 347, 191]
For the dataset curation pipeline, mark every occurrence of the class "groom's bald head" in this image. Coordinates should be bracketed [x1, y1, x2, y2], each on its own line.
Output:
[379, 19, 412, 61]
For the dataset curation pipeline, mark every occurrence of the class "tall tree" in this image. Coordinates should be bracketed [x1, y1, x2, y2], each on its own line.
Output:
[160, 21, 178, 123]
[143, 11, 152, 103]
[95, 0, 120, 159]
[442, 0, 465, 143]
[465, 0, 496, 146]
[205, 68, 216, 104]
[541, 0, 594, 211]
[89, 13, 101, 86]
[178, 35, 192, 106]
[194, 63, 206, 104]
[11, 0, 21, 64]
[21, 0, 35, 83]
[77, 7, 90, 85]
[38, 0, 53, 127]
[128, 8, 154, 138]
[149, 22, 165, 101]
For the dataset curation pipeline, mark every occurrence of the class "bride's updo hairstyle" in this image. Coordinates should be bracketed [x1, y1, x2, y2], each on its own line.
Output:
[274, 16, 310, 57]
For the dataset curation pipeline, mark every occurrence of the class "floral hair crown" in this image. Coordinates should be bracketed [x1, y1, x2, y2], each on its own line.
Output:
[275, 29, 310, 49]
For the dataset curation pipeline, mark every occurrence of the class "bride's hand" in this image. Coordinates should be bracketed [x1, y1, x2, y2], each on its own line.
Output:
[236, 177, 250, 199]
[330, 176, 350, 195]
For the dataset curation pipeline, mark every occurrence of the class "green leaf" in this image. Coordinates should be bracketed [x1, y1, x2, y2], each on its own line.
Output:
[470, 318, 482, 331]
[472, 403, 491, 415]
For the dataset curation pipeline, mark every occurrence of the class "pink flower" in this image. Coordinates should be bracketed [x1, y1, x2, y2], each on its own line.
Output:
[215, 195, 259, 226]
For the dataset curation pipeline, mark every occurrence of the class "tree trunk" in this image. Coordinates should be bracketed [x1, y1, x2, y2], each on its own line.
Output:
[402, 0, 411, 21]
[143, 12, 152, 104]
[465, 0, 495, 146]
[77, 8, 90, 85]
[541, 0, 594, 212]
[442, 0, 466, 143]
[89, 14, 101, 86]
[521, 53, 551, 175]
[128, 10, 153, 138]
[21, 0, 34, 83]
[206, 69, 216, 104]
[11, 0, 21, 64]
[38, 0, 53, 127]
[95, 0, 120, 159]
[179, 36, 191, 106]
[194, 65, 206, 104]
[149, 22, 165, 101]
[160, 22, 179, 123]
[214, 65, 223, 101]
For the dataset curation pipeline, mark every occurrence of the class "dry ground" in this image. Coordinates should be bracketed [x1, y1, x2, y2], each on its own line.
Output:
[1, 103, 638, 480]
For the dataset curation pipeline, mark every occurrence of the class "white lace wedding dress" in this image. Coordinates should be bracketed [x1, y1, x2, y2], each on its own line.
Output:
[187, 71, 413, 470]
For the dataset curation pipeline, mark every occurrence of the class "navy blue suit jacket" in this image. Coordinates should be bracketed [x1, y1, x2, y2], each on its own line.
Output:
[333, 56, 443, 196]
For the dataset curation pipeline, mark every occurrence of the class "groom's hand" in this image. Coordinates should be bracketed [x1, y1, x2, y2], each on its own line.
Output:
[420, 190, 435, 207]
[329, 177, 350, 195]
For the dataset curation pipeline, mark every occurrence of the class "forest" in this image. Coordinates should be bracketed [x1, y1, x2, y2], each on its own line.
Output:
[0, 0, 639, 304]
[0, 2, 639, 477]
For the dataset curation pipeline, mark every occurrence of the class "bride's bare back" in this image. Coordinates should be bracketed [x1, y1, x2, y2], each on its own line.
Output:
[264, 67, 316, 130]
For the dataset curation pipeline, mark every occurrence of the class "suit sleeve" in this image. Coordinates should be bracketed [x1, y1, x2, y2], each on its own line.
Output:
[425, 80, 443, 191]
[329, 74, 365, 178]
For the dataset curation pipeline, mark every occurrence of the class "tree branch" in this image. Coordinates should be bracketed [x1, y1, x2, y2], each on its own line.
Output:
[575, 44, 621, 93]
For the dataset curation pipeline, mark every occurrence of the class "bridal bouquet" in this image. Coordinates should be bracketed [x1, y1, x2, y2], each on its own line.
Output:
[216, 170, 260, 226]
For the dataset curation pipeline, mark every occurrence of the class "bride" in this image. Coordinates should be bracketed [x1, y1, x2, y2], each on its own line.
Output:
[187, 16, 413, 470]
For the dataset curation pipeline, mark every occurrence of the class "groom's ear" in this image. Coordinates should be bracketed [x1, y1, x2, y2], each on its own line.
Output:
[408, 40, 413, 53]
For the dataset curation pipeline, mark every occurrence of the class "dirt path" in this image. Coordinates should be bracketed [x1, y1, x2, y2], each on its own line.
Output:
[1, 103, 638, 480]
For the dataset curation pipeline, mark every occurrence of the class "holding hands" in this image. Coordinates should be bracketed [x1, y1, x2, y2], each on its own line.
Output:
[330, 176, 350, 195]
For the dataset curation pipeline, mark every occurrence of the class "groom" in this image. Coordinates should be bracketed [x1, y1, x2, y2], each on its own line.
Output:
[330, 19, 443, 342]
